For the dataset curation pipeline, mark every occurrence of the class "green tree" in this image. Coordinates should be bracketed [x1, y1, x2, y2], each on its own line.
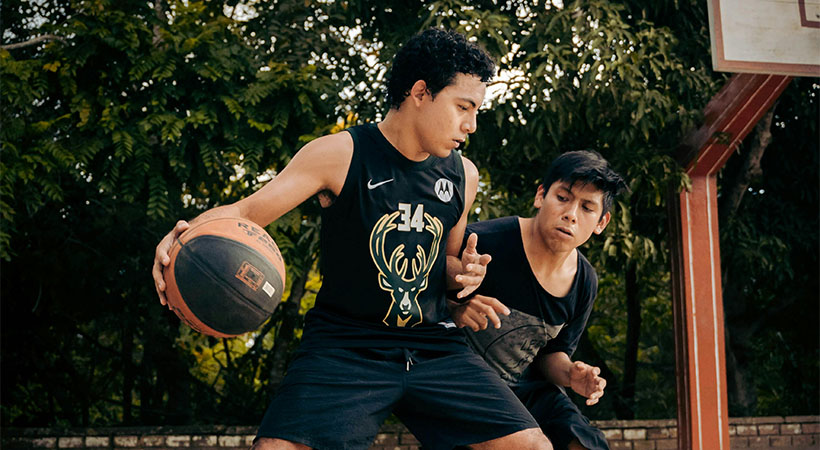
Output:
[2, 0, 816, 427]
[718, 78, 819, 416]
[1, 0, 336, 425]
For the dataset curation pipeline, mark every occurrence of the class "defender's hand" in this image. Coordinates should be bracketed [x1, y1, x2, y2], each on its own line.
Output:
[569, 361, 607, 406]
[152, 220, 190, 308]
[453, 233, 491, 299]
[447, 295, 510, 331]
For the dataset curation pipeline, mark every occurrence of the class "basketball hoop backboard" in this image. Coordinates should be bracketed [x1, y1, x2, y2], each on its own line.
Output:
[708, 0, 820, 77]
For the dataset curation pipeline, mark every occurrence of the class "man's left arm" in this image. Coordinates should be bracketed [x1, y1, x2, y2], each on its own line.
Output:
[534, 351, 606, 406]
[535, 267, 604, 405]
[445, 156, 491, 299]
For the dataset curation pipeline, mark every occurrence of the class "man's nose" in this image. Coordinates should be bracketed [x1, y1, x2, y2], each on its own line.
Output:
[563, 204, 578, 223]
[463, 113, 477, 134]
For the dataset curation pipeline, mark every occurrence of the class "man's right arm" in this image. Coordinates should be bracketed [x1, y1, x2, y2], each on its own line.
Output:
[152, 131, 354, 305]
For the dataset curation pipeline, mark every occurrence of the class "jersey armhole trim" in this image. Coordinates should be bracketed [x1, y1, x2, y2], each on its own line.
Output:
[455, 153, 467, 219]
[321, 128, 360, 215]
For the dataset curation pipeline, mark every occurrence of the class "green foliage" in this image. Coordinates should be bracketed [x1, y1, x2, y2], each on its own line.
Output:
[1, 0, 816, 427]
[718, 78, 819, 416]
[1, 0, 335, 426]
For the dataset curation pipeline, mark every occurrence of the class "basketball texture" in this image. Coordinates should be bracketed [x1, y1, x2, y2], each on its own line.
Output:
[163, 217, 286, 337]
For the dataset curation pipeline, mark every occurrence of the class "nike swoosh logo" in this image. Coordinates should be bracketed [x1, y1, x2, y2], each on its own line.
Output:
[367, 178, 394, 189]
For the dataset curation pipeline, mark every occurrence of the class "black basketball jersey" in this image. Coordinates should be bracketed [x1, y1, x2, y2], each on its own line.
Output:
[299, 123, 468, 351]
[462, 216, 597, 385]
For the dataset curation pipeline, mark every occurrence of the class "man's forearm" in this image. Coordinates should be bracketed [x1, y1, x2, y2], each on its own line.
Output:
[535, 351, 574, 387]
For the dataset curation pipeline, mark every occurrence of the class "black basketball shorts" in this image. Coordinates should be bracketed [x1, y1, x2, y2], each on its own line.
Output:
[255, 346, 539, 449]
[513, 380, 610, 450]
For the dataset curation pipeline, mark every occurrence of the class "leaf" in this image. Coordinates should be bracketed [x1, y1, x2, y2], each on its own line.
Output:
[42, 61, 61, 73]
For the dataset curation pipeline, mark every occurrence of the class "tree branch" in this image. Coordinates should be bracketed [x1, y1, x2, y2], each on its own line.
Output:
[718, 104, 778, 224]
[153, 1, 165, 47]
[1, 34, 65, 50]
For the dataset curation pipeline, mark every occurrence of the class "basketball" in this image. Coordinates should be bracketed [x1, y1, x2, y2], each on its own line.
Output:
[163, 217, 286, 337]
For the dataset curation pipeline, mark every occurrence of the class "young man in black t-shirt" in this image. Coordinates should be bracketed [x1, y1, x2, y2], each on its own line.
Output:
[449, 151, 627, 450]
[152, 29, 553, 450]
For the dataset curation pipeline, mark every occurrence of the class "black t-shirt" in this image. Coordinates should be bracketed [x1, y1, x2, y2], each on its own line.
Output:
[299, 123, 468, 351]
[462, 216, 598, 385]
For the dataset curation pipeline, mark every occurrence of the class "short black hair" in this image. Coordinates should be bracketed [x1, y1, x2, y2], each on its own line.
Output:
[385, 28, 496, 110]
[542, 150, 627, 217]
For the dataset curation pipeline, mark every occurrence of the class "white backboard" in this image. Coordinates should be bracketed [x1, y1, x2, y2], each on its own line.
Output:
[708, 0, 820, 77]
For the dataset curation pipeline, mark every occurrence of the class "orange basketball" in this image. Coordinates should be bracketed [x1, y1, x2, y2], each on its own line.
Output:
[163, 217, 286, 337]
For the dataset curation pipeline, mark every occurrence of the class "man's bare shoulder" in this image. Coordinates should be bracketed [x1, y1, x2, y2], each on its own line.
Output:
[460, 154, 478, 178]
[299, 130, 354, 161]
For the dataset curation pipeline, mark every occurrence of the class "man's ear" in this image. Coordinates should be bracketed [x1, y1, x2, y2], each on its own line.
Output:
[533, 184, 546, 208]
[593, 212, 611, 235]
[409, 80, 429, 106]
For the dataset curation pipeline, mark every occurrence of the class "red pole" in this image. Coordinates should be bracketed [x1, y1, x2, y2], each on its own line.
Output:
[669, 73, 791, 449]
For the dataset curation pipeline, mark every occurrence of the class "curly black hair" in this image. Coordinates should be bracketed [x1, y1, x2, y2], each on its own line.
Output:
[385, 28, 496, 110]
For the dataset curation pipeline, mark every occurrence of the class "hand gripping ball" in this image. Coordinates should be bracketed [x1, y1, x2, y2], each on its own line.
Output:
[163, 217, 286, 337]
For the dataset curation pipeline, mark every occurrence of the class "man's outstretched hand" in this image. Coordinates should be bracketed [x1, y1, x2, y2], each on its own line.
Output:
[569, 361, 607, 406]
[452, 233, 491, 299]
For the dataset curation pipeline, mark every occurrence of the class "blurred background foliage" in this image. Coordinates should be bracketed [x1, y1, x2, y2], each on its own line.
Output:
[1, 0, 816, 426]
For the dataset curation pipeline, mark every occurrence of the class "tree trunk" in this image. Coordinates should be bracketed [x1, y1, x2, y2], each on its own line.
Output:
[621, 262, 641, 419]
[718, 106, 776, 415]
[122, 321, 135, 424]
[724, 325, 757, 413]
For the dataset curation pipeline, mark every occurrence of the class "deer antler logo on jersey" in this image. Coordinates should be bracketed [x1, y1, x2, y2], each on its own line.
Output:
[369, 210, 443, 327]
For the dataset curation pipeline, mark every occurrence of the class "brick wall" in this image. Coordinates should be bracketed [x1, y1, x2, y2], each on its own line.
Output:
[2, 416, 817, 449]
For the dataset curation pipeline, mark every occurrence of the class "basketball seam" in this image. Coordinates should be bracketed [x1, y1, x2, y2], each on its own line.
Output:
[182, 218, 283, 270]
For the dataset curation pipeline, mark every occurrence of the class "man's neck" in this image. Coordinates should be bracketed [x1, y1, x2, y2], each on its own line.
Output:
[518, 216, 578, 297]
[378, 110, 430, 162]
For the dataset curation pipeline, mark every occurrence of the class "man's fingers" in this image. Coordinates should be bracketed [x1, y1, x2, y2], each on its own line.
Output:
[464, 232, 478, 254]
[481, 296, 511, 316]
[153, 220, 188, 307]
[484, 309, 502, 329]
[461, 315, 486, 332]
[152, 261, 165, 289]
[462, 263, 486, 276]
[451, 296, 510, 330]
[471, 297, 508, 328]
[456, 285, 476, 299]
[454, 273, 488, 297]
[174, 220, 190, 233]
[478, 253, 491, 266]
[572, 361, 587, 375]
[469, 295, 510, 315]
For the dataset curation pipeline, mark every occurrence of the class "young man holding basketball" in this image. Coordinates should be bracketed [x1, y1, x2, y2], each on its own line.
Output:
[448, 151, 626, 450]
[153, 29, 551, 450]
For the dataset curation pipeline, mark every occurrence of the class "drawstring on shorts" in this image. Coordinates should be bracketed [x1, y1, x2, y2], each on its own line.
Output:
[402, 348, 414, 372]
